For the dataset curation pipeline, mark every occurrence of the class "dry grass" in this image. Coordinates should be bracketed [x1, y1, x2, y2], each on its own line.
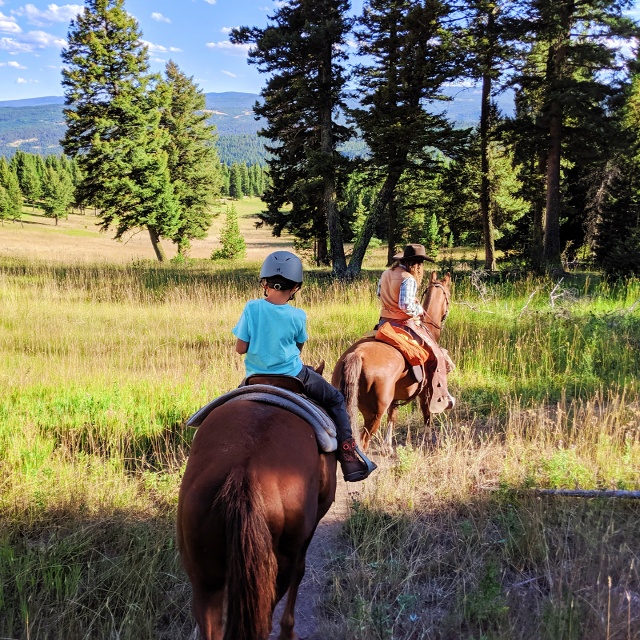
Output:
[0, 218, 639, 639]
[0, 197, 294, 263]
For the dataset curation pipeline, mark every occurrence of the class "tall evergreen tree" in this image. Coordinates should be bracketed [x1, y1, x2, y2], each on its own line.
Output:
[589, 61, 640, 276]
[158, 60, 222, 256]
[41, 166, 74, 225]
[232, 0, 353, 272]
[0, 184, 10, 225]
[346, 0, 466, 276]
[0, 159, 23, 224]
[229, 163, 243, 200]
[461, 0, 519, 270]
[61, 0, 179, 261]
[11, 151, 41, 209]
[515, 0, 638, 271]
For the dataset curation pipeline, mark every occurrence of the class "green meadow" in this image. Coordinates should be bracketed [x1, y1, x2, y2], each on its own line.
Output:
[0, 216, 639, 638]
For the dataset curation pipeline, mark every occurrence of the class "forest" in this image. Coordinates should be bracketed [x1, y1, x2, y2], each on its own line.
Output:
[3, 0, 640, 276]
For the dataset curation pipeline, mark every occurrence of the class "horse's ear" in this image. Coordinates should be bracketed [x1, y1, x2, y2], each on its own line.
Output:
[314, 360, 325, 375]
[430, 271, 438, 283]
[443, 272, 451, 285]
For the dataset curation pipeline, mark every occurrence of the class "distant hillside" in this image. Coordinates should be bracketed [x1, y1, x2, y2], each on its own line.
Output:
[0, 96, 65, 108]
[0, 88, 513, 163]
[0, 92, 263, 161]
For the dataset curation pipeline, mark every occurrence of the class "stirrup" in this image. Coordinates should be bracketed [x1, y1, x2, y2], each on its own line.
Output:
[343, 445, 378, 482]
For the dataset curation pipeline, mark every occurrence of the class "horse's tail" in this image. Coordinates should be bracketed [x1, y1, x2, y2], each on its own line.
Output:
[217, 466, 277, 640]
[341, 352, 362, 433]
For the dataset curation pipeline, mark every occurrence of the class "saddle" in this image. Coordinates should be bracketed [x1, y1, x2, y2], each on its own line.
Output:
[186, 378, 337, 453]
[374, 321, 452, 414]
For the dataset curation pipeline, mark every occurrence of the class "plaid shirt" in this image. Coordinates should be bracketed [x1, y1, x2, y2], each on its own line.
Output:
[377, 266, 424, 319]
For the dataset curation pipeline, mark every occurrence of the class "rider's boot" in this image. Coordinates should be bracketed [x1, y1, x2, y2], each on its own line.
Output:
[337, 438, 377, 482]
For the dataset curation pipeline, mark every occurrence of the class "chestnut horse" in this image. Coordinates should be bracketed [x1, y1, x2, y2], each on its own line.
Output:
[177, 399, 337, 640]
[332, 271, 452, 451]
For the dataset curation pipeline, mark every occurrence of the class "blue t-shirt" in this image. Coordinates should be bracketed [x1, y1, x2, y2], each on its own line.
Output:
[232, 298, 308, 377]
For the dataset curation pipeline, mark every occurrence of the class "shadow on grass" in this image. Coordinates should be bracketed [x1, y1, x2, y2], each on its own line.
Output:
[0, 509, 194, 640]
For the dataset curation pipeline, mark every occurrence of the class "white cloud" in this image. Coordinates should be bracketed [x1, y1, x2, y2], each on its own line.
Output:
[203, 0, 216, 4]
[0, 59, 26, 68]
[221, 69, 237, 77]
[140, 39, 182, 53]
[150, 56, 167, 63]
[205, 40, 250, 56]
[151, 12, 170, 23]
[0, 11, 21, 33]
[14, 4, 83, 26]
[220, 26, 238, 34]
[0, 37, 32, 53]
[16, 76, 38, 83]
[0, 30, 66, 53]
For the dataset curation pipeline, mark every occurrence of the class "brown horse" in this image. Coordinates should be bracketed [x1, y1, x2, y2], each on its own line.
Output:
[331, 271, 452, 451]
[177, 399, 337, 640]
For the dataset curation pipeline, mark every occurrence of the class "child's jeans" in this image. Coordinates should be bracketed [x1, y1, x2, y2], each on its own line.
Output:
[295, 365, 353, 442]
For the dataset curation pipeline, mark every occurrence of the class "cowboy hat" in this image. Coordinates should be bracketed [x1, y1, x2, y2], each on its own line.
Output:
[392, 243, 434, 262]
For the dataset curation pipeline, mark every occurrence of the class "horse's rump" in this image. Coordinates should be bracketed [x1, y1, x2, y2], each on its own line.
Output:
[177, 400, 336, 640]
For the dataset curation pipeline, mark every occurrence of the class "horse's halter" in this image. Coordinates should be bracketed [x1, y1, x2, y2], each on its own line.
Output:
[420, 282, 451, 331]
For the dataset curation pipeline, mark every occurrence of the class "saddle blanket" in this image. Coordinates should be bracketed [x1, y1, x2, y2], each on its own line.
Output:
[186, 384, 337, 453]
[374, 322, 430, 366]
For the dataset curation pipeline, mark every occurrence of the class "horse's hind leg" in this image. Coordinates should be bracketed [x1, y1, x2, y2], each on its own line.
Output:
[276, 549, 308, 640]
[383, 404, 398, 453]
[360, 400, 391, 451]
[192, 582, 225, 640]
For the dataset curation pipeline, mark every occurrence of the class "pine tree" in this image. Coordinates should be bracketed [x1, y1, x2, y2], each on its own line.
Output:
[232, 0, 353, 272]
[590, 63, 640, 276]
[61, 0, 179, 261]
[514, 0, 638, 271]
[229, 163, 243, 200]
[211, 204, 246, 260]
[346, 0, 466, 276]
[11, 151, 41, 209]
[158, 60, 222, 256]
[42, 166, 74, 225]
[0, 183, 10, 224]
[0, 160, 23, 224]
[462, 0, 520, 271]
[423, 212, 440, 259]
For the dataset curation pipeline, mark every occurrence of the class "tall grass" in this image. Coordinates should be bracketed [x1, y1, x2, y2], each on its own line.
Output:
[1, 257, 638, 638]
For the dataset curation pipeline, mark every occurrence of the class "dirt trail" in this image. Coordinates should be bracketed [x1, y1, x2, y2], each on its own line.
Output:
[268, 478, 359, 640]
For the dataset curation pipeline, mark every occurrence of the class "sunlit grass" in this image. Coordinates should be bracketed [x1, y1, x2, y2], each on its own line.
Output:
[0, 256, 639, 638]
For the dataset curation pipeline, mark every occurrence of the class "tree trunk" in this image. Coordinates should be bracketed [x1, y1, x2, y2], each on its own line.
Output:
[148, 226, 167, 262]
[320, 41, 346, 277]
[480, 71, 496, 271]
[387, 197, 398, 266]
[531, 151, 546, 273]
[544, 99, 563, 270]
[316, 234, 329, 266]
[347, 165, 405, 278]
[543, 0, 573, 272]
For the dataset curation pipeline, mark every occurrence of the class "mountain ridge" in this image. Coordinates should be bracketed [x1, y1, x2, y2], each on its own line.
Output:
[0, 89, 513, 163]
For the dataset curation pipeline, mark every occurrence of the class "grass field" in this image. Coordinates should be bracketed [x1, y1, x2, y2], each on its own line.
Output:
[0, 200, 639, 639]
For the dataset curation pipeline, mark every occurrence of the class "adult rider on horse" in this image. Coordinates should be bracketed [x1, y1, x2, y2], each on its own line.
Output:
[377, 243, 454, 407]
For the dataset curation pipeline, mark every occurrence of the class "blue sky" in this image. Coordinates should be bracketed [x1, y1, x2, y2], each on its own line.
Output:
[0, 0, 363, 101]
[0, 0, 636, 102]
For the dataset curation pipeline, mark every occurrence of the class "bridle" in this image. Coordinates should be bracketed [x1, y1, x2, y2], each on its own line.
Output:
[420, 282, 451, 331]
